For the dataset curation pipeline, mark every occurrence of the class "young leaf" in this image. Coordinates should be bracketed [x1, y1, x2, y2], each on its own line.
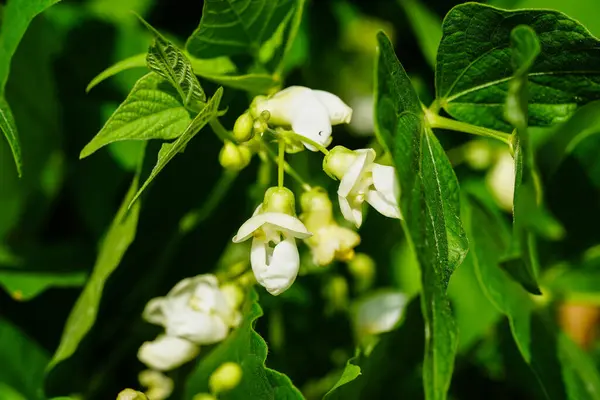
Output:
[0, 269, 86, 301]
[183, 289, 303, 400]
[130, 87, 223, 207]
[375, 31, 467, 400]
[85, 53, 146, 92]
[47, 149, 145, 371]
[0, 0, 62, 176]
[0, 317, 48, 400]
[436, 3, 600, 131]
[186, 0, 296, 59]
[137, 17, 206, 105]
[80, 73, 192, 159]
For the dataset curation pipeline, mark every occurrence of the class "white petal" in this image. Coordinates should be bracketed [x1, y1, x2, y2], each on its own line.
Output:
[338, 149, 375, 197]
[371, 164, 400, 205]
[165, 309, 229, 345]
[260, 237, 300, 295]
[142, 297, 166, 326]
[250, 237, 269, 289]
[355, 291, 408, 337]
[255, 86, 313, 125]
[168, 274, 218, 298]
[290, 101, 332, 151]
[338, 194, 363, 228]
[261, 212, 312, 239]
[312, 90, 353, 125]
[137, 335, 199, 371]
[366, 190, 401, 219]
[232, 213, 269, 243]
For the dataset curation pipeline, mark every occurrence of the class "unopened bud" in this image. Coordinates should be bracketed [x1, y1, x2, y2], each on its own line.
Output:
[233, 112, 254, 142]
[209, 362, 243, 394]
[117, 389, 147, 400]
[300, 187, 333, 214]
[192, 394, 217, 400]
[220, 282, 245, 309]
[323, 146, 357, 180]
[347, 253, 375, 292]
[464, 140, 493, 170]
[252, 118, 268, 136]
[219, 141, 252, 171]
[263, 186, 296, 215]
[323, 275, 349, 312]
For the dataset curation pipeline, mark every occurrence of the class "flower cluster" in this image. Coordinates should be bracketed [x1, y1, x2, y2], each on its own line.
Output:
[230, 86, 402, 296]
[136, 274, 243, 399]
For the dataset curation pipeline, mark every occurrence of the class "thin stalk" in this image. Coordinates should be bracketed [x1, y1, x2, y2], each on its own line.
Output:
[263, 145, 312, 191]
[209, 117, 235, 142]
[425, 110, 511, 145]
[278, 139, 285, 187]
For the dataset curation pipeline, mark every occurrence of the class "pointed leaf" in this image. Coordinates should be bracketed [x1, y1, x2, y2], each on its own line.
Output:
[130, 87, 223, 207]
[47, 150, 145, 371]
[436, 3, 600, 131]
[186, 0, 296, 59]
[0, 0, 62, 176]
[85, 53, 146, 92]
[375, 31, 467, 400]
[80, 73, 192, 158]
[184, 289, 304, 400]
[138, 17, 206, 105]
[0, 269, 86, 301]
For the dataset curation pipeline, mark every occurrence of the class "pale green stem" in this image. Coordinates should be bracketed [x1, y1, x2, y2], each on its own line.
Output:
[209, 118, 235, 142]
[263, 144, 312, 191]
[283, 131, 330, 155]
[278, 139, 285, 188]
[425, 109, 511, 145]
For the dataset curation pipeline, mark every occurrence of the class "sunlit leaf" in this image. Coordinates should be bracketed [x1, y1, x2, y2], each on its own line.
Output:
[375, 31, 467, 400]
[184, 289, 303, 400]
[0, 269, 86, 301]
[436, 3, 600, 131]
[85, 53, 147, 92]
[80, 73, 192, 158]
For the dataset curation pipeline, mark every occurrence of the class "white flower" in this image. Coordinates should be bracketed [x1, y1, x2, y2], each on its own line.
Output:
[139, 370, 174, 400]
[353, 291, 408, 338]
[143, 274, 241, 345]
[232, 205, 311, 295]
[253, 86, 352, 151]
[137, 335, 199, 371]
[486, 150, 515, 212]
[324, 146, 401, 228]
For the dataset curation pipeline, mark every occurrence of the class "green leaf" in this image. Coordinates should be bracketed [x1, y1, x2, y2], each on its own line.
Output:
[0, 97, 21, 176]
[398, 0, 441, 68]
[0, 269, 86, 301]
[375, 31, 467, 400]
[186, 0, 296, 59]
[130, 87, 223, 207]
[0, 0, 61, 176]
[80, 73, 192, 159]
[85, 53, 146, 92]
[322, 358, 361, 399]
[198, 73, 279, 94]
[47, 150, 145, 371]
[0, 317, 48, 400]
[137, 17, 207, 105]
[436, 3, 600, 131]
[183, 289, 303, 400]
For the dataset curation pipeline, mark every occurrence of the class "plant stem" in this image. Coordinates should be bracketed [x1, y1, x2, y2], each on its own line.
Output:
[278, 139, 285, 188]
[209, 117, 234, 142]
[284, 131, 330, 155]
[263, 144, 312, 191]
[425, 110, 511, 145]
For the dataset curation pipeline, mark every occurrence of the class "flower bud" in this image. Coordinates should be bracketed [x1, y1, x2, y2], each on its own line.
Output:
[220, 282, 245, 309]
[139, 370, 173, 400]
[263, 186, 296, 215]
[464, 140, 493, 170]
[219, 141, 252, 172]
[117, 389, 147, 400]
[347, 253, 375, 292]
[323, 146, 357, 180]
[249, 95, 268, 118]
[323, 275, 349, 313]
[209, 362, 243, 394]
[233, 112, 254, 143]
[252, 118, 269, 136]
[192, 394, 217, 400]
[300, 187, 333, 215]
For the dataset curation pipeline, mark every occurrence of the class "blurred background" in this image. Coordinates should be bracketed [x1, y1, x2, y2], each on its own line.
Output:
[2, 0, 600, 399]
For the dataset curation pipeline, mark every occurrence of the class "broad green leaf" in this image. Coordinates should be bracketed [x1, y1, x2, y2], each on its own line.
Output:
[130, 87, 223, 207]
[183, 289, 303, 400]
[503, 25, 543, 295]
[436, 3, 600, 131]
[0, 269, 86, 301]
[0, 317, 48, 400]
[47, 151, 144, 371]
[186, 0, 296, 59]
[375, 32, 467, 400]
[137, 18, 207, 105]
[0, 0, 61, 176]
[398, 0, 441, 68]
[0, 98, 21, 176]
[80, 73, 192, 159]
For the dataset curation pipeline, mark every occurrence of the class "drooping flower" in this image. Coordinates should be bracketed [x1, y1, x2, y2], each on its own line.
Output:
[143, 274, 242, 345]
[486, 149, 515, 212]
[251, 86, 352, 151]
[300, 188, 360, 266]
[353, 290, 408, 338]
[137, 335, 199, 371]
[138, 370, 174, 400]
[232, 187, 312, 295]
[323, 146, 401, 227]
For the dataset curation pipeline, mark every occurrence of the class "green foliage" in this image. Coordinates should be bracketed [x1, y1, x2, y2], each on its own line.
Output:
[435, 3, 600, 131]
[375, 32, 467, 400]
[184, 289, 303, 400]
